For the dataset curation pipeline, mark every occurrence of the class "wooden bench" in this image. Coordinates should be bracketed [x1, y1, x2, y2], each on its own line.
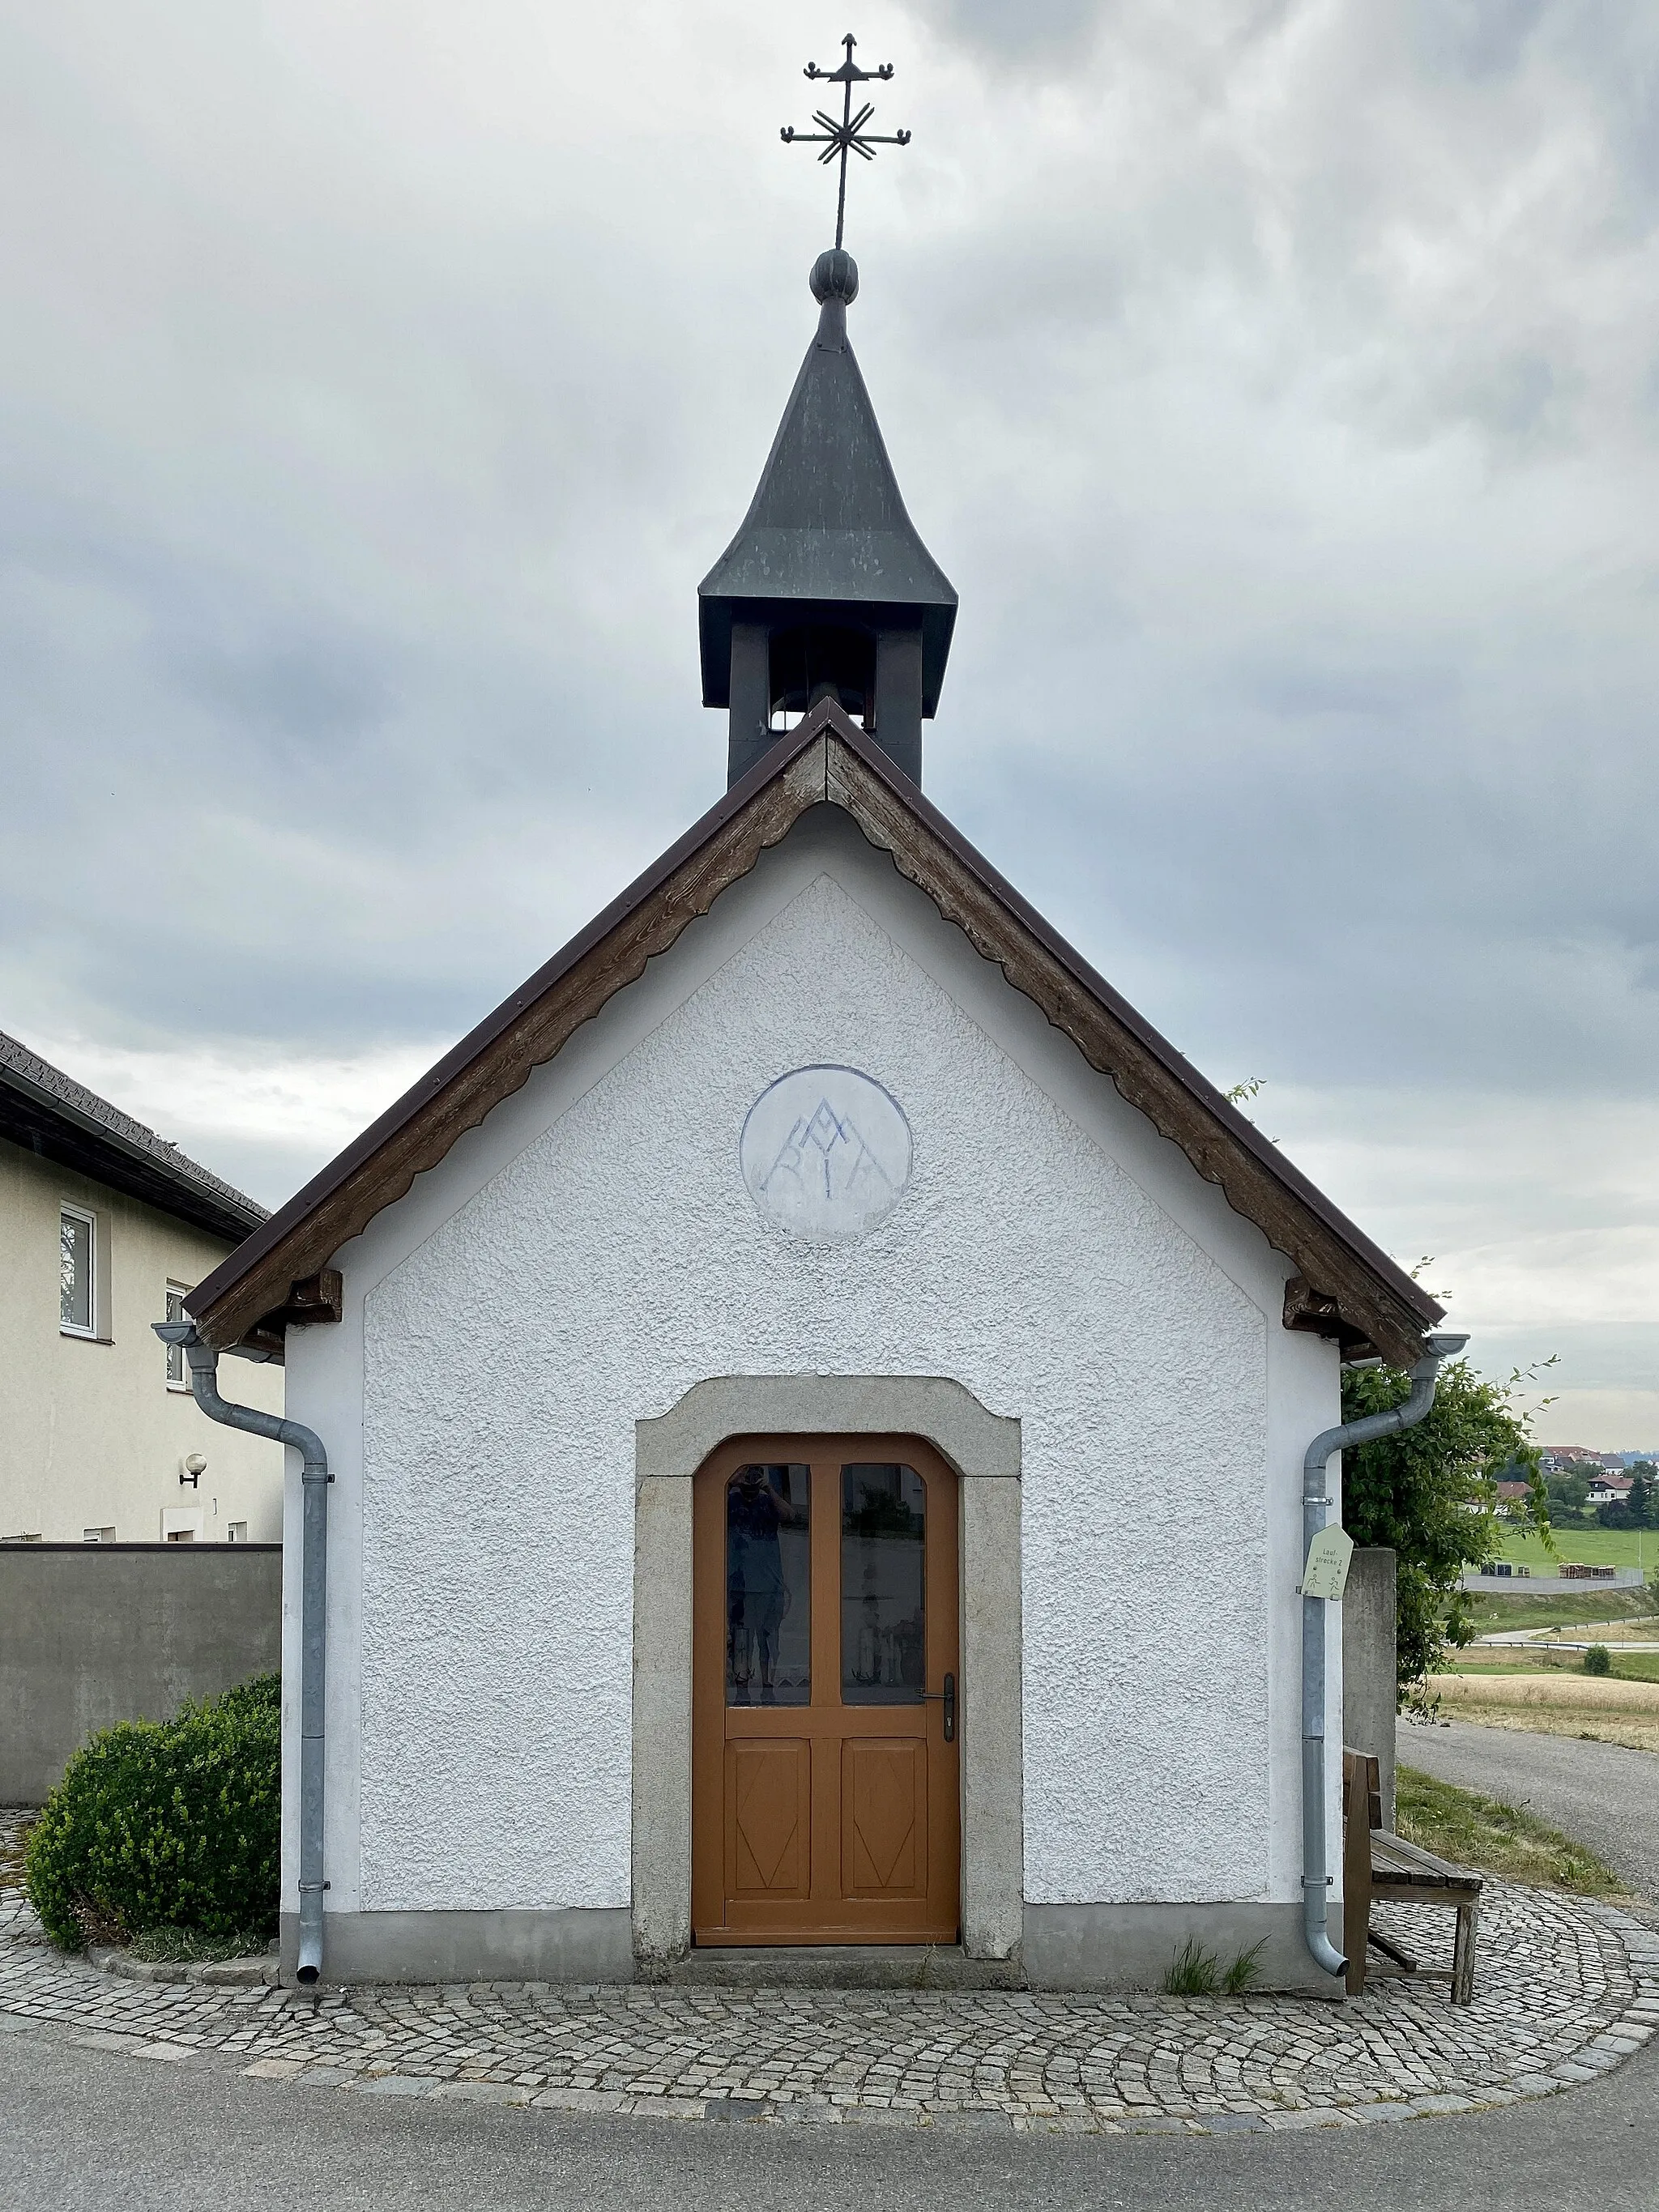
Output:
[1342, 1747, 1482, 2004]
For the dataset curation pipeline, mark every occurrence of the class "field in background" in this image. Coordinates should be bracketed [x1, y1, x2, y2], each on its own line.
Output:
[1424, 1670, 1659, 1752]
[1465, 1590, 1654, 1634]
[1450, 1650, 1659, 1681]
[1495, 1526, 1655, 1571]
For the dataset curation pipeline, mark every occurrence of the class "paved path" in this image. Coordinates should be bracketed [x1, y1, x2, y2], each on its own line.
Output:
[1402, 1720, 1659, 1903]
[5, 2022, 1659, 2211]
[3, 1811, 1657, 2137]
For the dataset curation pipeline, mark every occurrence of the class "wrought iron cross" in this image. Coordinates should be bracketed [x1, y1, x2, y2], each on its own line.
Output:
[780, 33, 911, 251]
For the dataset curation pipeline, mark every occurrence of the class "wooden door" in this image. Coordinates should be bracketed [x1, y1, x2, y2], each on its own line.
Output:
[692, 1435, 960, 1946]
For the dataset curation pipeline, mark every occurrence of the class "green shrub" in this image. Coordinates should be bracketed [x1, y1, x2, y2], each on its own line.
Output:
[24, 1673, 279, 1952]
[1584, 1644, 1612, 1677]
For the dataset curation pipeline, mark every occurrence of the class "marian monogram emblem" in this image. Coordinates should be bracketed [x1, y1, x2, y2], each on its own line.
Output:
[740, 1066, 913, 1242]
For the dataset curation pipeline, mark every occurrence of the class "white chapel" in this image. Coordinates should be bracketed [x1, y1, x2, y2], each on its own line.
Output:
[176, 237, 1449, 1994]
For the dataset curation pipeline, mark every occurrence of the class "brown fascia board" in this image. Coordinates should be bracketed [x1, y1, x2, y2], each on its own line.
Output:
[189, 700, 1442, 1366]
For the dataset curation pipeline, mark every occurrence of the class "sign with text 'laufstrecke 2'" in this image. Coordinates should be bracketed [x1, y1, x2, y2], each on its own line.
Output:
[1302, 1526, 1355, 1601]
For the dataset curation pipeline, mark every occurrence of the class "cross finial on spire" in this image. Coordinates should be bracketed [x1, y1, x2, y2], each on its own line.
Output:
[780, 32, 911, 252]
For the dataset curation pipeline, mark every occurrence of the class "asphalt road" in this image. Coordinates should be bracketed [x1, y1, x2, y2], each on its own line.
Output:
[1401, 1718, 1659, 1902]
[7, 1724, 1656, 2209]
[2, 2027, 1657, 2212]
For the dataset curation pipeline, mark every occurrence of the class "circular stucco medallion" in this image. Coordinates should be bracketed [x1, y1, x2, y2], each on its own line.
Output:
[740, 1065, 913, 1243]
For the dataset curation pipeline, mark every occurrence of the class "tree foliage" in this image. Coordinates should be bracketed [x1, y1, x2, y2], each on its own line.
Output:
[1340, 1359, 1540, 1702]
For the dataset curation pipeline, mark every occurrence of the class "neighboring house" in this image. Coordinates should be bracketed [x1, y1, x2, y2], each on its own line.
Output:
[185, 246, 1449, 1996]
[1493, 1479, 1535, 1516]
[1585, 1475, 1632, 1508]
[1539, 1446, 1602, 1473]
[0, 1030, 284, 1544]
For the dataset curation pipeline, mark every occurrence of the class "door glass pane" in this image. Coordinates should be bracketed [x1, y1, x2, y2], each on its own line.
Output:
[726, 1464, 810, 1706]
[841, 1464, 926, 1704]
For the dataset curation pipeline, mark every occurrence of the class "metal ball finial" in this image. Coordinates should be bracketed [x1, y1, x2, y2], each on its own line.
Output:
[810, 248, 859, 305]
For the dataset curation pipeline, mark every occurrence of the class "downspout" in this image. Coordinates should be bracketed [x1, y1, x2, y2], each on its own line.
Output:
[1299, 1328, 1468, 1980]
[154, 1321, 331, 1986]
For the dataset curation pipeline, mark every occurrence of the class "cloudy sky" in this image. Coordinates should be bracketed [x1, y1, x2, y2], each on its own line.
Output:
[2, 2, 1657, 1443]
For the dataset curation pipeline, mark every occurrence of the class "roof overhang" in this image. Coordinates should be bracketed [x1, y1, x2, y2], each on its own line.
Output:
[188, 701, 1443, 1366]
[0, 1068, 266, 1244]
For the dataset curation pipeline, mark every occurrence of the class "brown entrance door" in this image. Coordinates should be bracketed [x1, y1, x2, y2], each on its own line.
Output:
[691, 1435, 961, 1946]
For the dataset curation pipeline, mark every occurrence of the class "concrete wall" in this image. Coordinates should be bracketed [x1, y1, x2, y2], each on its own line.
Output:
[284, 805, 1342, 1955]
[0, 1543, 281, 1803]
[1341, 1548, 1397, 1829]
[0, 1137, 284, 1544]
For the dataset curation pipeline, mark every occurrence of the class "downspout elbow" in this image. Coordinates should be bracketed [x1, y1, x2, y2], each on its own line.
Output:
[1299, 1328, 1468, 1984]
[154, 1319, 331, 1986]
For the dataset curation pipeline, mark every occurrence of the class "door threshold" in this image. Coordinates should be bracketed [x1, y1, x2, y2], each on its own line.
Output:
[662, 1946, 1026, 1991]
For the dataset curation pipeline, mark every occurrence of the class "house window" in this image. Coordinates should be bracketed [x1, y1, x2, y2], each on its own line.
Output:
[165, 1285, 190, 1387]
[227, 1522, 248, 1543]
[60, 1205, 96, 1336]
[83, 1527, 117, 1543]
[160, 1507, 205, 1543]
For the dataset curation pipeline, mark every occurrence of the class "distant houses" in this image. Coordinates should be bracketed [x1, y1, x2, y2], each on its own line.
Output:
[1585, 1473, 1634, 1510]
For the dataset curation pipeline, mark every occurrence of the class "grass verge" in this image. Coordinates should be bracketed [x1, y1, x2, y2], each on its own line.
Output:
[1397, 1767, 1623, 1896]
[127, 1924, 271, 1964]
[1465, 1592, 1656, 1634]
[1451, 1652, 1659, 1683]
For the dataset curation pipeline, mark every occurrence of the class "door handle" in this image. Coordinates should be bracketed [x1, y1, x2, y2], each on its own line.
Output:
[923, 1673, 956, 1742]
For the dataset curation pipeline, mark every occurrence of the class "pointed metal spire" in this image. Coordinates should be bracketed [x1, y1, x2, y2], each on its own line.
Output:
[699, 39, 953, 791]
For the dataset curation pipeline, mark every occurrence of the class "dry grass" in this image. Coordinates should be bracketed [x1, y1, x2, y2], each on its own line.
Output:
[0, 1814, 32, 1890]
[1431, 1673, 1659, 1712]
[1422, 1670, 1659, 1751]
[1536, 1618, 1659, 1643]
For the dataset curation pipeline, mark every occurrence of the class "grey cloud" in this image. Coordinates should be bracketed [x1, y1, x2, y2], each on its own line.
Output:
[172, 629, 392, 747]
[1411, 0, 1550, 80]
[2, 0, 1657, 1427]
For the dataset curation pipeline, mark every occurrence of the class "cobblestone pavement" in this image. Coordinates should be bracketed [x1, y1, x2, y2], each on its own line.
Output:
[4, 1811, 1657, 2136]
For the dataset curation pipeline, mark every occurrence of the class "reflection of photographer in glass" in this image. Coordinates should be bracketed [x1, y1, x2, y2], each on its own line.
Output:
[727, 1466, 808, 1703]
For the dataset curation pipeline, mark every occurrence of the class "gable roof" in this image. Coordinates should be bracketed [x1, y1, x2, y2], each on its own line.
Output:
[1, 1029, 267, 1245]
[187, 701, 1442, 1366]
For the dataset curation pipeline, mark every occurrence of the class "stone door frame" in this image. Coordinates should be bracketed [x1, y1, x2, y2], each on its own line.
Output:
[632, 1375, 1022, 1971]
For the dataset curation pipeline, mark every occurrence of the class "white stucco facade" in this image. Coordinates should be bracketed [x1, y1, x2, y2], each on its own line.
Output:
[279, 804, 1342, 1980]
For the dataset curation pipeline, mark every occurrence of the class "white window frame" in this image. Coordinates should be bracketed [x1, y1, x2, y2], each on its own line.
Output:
[59, 1203, 98, 1340]
[164, 1283, 191, 1389]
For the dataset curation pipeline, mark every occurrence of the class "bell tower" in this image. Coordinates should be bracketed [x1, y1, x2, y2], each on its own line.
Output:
[697, 40, 957, 790]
